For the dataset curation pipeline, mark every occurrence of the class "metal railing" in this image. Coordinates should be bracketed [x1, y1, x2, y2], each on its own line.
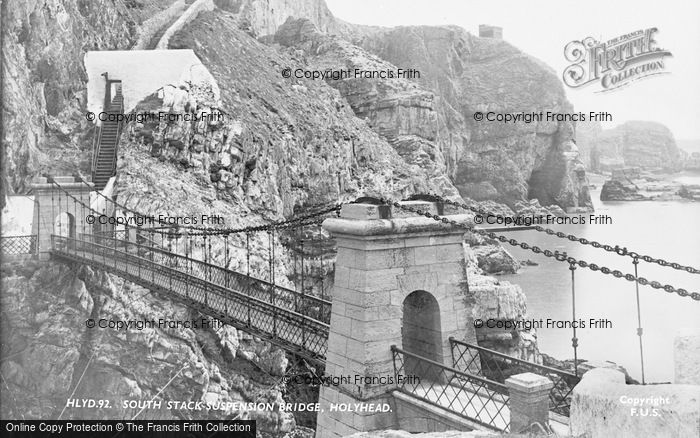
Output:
[92, 84, 124, 180]
[0, 235, 37, 255]
[391, 345, 510, 431]
[449, 338, 580, 417]
[50, 234, 329, 363]
[79, 230, 332, 324]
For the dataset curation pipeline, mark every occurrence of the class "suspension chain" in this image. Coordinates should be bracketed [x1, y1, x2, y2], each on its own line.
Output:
[53, 179, 340, 236]
[430, 194, 700, 275]
[384, 198, 700, 301]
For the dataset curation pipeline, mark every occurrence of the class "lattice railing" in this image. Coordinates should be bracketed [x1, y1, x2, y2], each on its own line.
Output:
[391, 345, 510, 431]
[0, 235, 37, 255]
[51, 234, 329, 362]
[449, 338, 580, 417]
[74, 232, 332, 324]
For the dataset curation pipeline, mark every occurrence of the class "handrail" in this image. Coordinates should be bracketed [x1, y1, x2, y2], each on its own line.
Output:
[449, 338, 579, 379]
[391, 345, 509, 391]
[92, 84, 124, 181]
[109, 86, 124, 176]
[78, 231, 333, 310]
[391, 345, 509, 432]
[449, 338, 580, 417]
[51, 235, 329, 330]
[0, 235, 37, 255]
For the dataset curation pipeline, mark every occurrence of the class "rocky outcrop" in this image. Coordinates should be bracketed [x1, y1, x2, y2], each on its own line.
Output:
[353, 26, 592, 211]
[0, 0, 181, 203]
[600, 179, 648, 201]
[273, 18, 457, 196]
[214, 0, 348, 38]
[162, 11, 436, 217]
[599, 170, 696, 201]
[578, 121, 683, 173]
[0, 261, 293, 433]
[683, 152, 700, 171]
[465, 246, 540, 363]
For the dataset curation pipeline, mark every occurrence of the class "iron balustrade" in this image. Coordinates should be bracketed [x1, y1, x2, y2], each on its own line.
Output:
[75, 232, 332, 324]
[50, 234, 329, 363]
[449, 338, 580, 417]
[391, 345, 510, 431]
[0, 235, 37, 255]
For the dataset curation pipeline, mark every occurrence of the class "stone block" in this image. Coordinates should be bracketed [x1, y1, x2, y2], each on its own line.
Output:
[362, 319, 401, 341]
[333, 265, 350, 288]
[332, 286, 363, 306]
[364, 290, 391, 307]
[413, 246, 438, 265]
[355, 248, 415, 270]
[340, 203, 391, 220]
[436, 243, 464, 262]
[506, 372, 553, 433]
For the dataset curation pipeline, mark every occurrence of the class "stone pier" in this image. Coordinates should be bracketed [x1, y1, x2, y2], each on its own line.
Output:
[315, 200, 478, 437]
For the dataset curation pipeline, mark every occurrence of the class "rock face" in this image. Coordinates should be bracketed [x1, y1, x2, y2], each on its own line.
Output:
[0, 262, 293, 433]
[353, 25, 592, 211]
[273, 18, 457, 196]
[600, 179, 648, 201]
[2, 0, 600, 429]
[0, 0, 180, 205]
[465, 245, 540, 363]
[272, 18, 591, 211]
[599, 168, 695, 201]
[578, 121, 683, 173]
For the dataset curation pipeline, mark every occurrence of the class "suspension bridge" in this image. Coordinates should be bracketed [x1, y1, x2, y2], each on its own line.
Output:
[3, 173, 697, 434]
[2, 82, 698, 436]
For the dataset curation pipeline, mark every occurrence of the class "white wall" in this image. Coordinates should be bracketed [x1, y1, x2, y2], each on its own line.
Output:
[84, 49, 220, 117]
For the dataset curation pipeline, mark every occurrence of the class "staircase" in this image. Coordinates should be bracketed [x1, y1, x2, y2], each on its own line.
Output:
[92, 83, 124, 190]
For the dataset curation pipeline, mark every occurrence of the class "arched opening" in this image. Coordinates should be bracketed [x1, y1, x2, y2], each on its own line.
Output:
[402, 290, 443, 378]
[54, 212, 76, 248]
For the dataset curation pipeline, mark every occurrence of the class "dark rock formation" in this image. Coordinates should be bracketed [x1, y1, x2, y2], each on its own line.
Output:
[600, 179, 648, 201]
[678, 185, 700, 201]
[684, 152, 700, 171]
[578, 121, 683, 173]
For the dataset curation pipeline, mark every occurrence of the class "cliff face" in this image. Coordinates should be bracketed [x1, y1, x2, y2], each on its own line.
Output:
[3, 0, 593, 427]
[273, 18, 457, 197]
[352, 26, 592, 210]
[578, 121, 683, 173]
[0, 261, 293, 432]
[0, 0, 180, 204]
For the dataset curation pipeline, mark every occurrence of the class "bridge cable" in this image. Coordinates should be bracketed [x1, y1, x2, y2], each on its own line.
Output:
[569, 261, 579, 377]
[633, 256, 646, 384]
[384, 198, 700, 301]
[430, 194, 700, 275]
[53, 179, 342, 237]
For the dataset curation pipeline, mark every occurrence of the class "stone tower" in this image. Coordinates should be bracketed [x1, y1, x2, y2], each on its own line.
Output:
[315, 200, 478, 437]
[478, 24, 503, 39]
[31, 176, 94, 259]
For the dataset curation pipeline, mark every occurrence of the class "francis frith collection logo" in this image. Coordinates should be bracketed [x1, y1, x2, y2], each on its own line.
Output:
[562, 27, 672, 92]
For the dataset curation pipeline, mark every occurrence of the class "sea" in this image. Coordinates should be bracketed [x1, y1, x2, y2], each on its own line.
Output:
[501, 171, 700, 383]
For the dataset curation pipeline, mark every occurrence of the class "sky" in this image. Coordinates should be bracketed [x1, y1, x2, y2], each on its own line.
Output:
[325, 0, 700, 140]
